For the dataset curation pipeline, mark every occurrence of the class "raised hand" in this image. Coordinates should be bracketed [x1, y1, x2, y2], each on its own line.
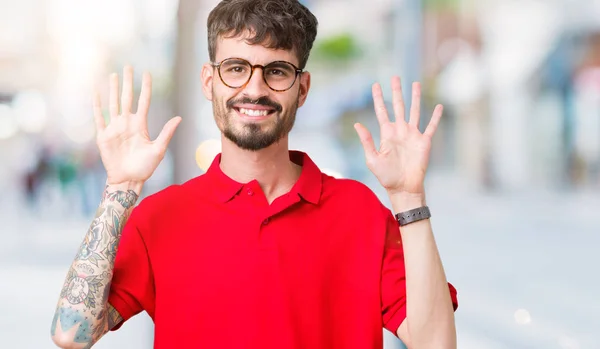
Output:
[93, 66, 182, 185]
[354, 76, 442, 196]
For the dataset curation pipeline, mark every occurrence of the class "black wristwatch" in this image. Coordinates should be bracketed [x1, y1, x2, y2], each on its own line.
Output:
[395, 206, 431, 226]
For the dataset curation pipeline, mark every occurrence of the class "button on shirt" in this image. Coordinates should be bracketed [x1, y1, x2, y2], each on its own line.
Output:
[108, 151, 458, 349]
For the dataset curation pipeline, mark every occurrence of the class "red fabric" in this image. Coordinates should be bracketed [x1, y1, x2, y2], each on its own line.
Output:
[108, 151, 458, 348]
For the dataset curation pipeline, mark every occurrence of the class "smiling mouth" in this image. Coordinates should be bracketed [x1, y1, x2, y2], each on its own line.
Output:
[233, 107, 276, 117]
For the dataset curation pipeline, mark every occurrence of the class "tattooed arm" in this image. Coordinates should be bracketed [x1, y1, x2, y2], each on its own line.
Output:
[51, 183, 141, 349]
[50, 65, 180, 348]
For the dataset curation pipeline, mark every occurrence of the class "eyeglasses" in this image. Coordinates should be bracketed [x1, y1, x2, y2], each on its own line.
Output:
[211, 58, 303, 92]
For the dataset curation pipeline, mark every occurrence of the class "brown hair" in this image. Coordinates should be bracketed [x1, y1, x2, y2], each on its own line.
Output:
[207, 0, 318, 69]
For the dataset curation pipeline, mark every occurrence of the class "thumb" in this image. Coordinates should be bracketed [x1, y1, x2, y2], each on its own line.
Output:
[154, 116, 182, 151]
[354, 123, 377, 161]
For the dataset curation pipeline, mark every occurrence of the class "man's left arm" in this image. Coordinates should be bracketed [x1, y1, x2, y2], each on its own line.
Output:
[390, 193, 456, 348]
[354, 77, 457, 348]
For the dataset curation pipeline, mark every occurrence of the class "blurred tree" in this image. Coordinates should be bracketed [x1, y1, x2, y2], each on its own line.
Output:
[312, 33, 362, 62]
[423, 0, 461, 11]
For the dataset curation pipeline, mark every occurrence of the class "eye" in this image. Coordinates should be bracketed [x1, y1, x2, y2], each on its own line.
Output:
[227, 65, 247, 73]
[269, 68, 284, 75]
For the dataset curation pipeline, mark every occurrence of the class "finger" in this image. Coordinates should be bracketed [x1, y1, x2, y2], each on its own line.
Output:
[354, 123, 378, 160]
[424, 104, 443, 138]
[121, 65, 134, 115]
[136, 72, 152, 117]
[109, 73, 119, 118]
[391, 76, 406, 123]
[372, 83, 390, 128]
[408, 82, 421, 128]
[154, 116, 182, 151]
[92, 90, 105, 132]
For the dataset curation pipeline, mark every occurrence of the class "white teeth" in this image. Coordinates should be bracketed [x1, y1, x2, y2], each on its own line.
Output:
[239, 108, 269, 117]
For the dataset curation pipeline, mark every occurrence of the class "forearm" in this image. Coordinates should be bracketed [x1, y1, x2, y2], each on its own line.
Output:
[390, 193, 456, 349]
[51, 182, 142, 348]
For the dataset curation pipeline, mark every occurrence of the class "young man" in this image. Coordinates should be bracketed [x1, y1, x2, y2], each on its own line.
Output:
[51, 0, 458, 348]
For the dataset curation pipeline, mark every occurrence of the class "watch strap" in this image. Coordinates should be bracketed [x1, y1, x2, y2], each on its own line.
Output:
[395, 206, 431, 226]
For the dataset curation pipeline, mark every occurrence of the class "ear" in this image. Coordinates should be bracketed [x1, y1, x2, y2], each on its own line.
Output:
[201, 63, 215, 101]
[297, 71, 311, 108]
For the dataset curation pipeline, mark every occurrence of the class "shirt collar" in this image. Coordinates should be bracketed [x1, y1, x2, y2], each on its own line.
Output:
[205, 150, 322, 204]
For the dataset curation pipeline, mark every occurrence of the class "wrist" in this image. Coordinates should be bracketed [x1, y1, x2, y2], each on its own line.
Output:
[105, 180, 144, 197]
[387, 191, 426, 213]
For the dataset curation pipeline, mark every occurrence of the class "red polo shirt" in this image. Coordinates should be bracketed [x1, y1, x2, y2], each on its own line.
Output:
[108, 150, 458, 348]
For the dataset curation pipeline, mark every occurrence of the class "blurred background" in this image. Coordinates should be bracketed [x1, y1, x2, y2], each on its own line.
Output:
[1, 0, 599, 348]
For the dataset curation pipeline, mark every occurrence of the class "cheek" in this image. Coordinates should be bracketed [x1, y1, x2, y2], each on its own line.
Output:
[282, 92, 300, 109]
[212, 87, 234, 106]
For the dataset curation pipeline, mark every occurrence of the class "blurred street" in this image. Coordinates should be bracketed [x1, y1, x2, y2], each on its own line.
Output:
[1, 174, 598, 349]
[2, 0, 600, 348]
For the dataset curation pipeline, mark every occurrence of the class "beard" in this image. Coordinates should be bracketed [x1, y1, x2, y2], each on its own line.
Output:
[213, 94, 298, 151]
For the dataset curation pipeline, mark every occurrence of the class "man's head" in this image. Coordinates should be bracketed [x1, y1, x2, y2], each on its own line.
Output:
[201, 0, 318, 151]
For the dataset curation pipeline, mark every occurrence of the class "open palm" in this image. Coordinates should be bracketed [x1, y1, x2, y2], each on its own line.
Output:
[354, 77, 443, 195]
[93, 66, 181, 185]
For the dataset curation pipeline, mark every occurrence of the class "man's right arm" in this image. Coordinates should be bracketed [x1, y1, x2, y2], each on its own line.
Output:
[49, 66, 181, 348]
[51, 182, 142, 349]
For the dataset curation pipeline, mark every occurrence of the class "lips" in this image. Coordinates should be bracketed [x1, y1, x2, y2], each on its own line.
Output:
[227, 97, 282, 113]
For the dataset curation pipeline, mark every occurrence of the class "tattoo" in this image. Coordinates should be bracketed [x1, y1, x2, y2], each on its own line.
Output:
[62, 270, 109, 308]
[52, 307, 94, 343]
[102, 185, 138, 209]
[75, 263, 95, 275]
[76, 205, 125, 266]
[100, 281, 111, 306]
[76, 220, 104, 266]
[103, 207, 123, 261]
[93, 303, 122, 338]
[66, 276, 89, 304]
[107, 305, 123, 329]
[52, 186, 135, 347]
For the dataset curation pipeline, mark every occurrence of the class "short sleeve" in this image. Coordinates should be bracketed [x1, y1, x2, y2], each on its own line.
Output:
[108, 205, 155, 331]
[380, 210, 458, 335]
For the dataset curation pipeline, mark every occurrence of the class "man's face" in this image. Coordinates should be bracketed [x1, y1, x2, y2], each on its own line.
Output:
[201, 33, 310, 151]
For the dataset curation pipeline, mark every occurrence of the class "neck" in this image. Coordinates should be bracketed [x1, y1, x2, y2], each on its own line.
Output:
[219, 134, 301, 203]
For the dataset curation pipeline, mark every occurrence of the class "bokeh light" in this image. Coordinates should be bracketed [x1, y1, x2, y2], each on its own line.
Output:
[63, 121, 96, 144]
[195, 139, 222, 172]
[514, 309, 532, 325]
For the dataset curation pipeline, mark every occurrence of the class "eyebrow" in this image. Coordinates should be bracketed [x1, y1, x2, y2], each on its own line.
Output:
[266, 61, 295, 69]
[221, 58, 247, 65]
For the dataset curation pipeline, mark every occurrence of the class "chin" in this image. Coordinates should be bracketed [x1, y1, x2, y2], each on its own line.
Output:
[224, 125, 285, 151]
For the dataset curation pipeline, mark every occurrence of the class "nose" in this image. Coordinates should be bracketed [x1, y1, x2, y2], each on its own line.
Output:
[242, 66, 270, 98]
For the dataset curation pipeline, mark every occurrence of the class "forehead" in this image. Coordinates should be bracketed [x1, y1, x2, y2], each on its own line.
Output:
[215, 33, 298, 66]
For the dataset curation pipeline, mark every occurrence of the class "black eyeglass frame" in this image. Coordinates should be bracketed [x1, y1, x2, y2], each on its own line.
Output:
[211, 57, 304, 92]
